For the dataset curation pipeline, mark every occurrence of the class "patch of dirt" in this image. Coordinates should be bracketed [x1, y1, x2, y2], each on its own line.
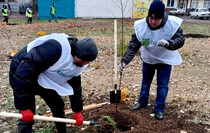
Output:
[184, 33, 209, 38]
[0, 18, 209, 133]
[66, 103, 209, 133]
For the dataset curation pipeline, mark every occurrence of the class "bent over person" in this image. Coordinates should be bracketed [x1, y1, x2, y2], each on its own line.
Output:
[120, 1, 185, 120]
[9, 33, 98, 133]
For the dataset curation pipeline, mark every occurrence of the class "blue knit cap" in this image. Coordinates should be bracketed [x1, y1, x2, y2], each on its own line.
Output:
[75, 38, 98, 61]
[148, 1, 165, 19]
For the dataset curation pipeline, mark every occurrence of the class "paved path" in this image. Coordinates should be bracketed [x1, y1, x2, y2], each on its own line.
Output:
[180, 16, 210, 24]
[4, 13, 210, 25]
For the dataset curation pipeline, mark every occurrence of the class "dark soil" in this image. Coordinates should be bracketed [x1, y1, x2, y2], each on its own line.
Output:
[1, 15, 209, 133]
[66, 103, 209, 133]
[184, 33, 209, 38]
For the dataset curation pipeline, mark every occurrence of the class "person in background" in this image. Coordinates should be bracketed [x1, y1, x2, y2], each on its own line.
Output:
[9, 33, 98, 133]
[26, 7, 33, 24]
[49, 3, 57, 23]
[2, 5, 9, 24]
[119, 1, 185, 120]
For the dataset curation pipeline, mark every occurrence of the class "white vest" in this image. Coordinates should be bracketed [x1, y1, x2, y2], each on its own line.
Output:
[134, 16, 183, 65]
[27, 33, 88, 96]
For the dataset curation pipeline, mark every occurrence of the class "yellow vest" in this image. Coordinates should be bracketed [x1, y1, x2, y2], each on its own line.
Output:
[26, 8, 32, 18]
[51, 6, 55, 14]
[2, 9, 8, 16]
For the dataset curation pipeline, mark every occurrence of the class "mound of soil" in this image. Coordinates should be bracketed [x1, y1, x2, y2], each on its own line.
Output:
[67, 103, 208, 133]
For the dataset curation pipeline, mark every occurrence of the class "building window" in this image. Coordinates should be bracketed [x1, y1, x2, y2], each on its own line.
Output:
[204, 0, 210, 8]
[171, 0, 174, 7]
[191, 0, 199, 8]
[167, 0, 174, 7]
[167, 0, 170, 6]
[0, 0, 15, 2]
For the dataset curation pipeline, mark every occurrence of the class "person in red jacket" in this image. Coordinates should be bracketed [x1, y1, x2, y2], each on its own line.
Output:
[9, 33, 98, 133]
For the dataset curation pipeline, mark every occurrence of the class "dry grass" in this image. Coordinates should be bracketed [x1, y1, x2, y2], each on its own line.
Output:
[0, 18, 209, 132]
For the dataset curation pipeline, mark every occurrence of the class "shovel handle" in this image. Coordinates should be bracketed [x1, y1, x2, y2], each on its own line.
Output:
[114, 19, 118, 84]
[0, 112, 90, 125]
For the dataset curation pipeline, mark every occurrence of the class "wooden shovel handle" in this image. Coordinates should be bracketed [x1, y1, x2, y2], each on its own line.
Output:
[0, 112, 90, 125]
[44, 102, 109, 117]
[114, 19, 118, 85]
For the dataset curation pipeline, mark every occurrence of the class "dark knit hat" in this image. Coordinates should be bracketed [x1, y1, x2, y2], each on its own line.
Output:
[75, 37, 98, 61]
[148, 1, 165, 19]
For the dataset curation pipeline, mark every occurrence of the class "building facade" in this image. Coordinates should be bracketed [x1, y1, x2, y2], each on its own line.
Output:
[0, 0, 209, 18]
[0, 0, 33, 12]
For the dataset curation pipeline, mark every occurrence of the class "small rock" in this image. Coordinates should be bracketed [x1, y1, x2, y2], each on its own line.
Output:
[180, 131, 187, 133]
[133, 84, 139, 88]
[180, 110, 184, 113]
[150, 113, 155, 117]
[175, 94, 180, 97]
[3, 131, 10, 133]
[151, 92, 155, 95]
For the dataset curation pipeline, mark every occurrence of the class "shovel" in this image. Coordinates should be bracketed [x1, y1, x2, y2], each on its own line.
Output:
[110, 19, 121, 103]
[0, 112, 101, 126]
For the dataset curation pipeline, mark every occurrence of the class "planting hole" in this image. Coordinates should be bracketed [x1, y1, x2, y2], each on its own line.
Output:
[86, 111, 137, 133]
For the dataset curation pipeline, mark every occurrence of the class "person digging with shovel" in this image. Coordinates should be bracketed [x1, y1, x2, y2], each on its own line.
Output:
[119, 1, 185, 120]
[9, 33, 98, 133]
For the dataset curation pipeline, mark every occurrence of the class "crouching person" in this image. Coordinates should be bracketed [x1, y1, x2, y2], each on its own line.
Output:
[9, 33, 98, 133]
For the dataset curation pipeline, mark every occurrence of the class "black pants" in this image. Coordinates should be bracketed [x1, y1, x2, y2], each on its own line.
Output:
[18, 87, 67, 133]
[3, 16, 9, 23]
[27, 17, 32, 24]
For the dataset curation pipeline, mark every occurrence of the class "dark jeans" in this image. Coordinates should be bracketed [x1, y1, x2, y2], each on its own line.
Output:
[138, 62, 172, 112]
[27, 17, 32, 24]
[49, 14, 57, 22]
[17, 87, 66, 133]
[3, 16, 9, 23]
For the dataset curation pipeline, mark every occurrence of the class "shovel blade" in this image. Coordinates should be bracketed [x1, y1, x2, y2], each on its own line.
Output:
[89, 120, 102, 127]
[110, 90, 121, 103]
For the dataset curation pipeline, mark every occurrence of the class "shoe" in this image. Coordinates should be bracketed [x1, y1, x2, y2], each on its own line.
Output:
[155, 112, 164, 120]
[132, 104, 146, 110]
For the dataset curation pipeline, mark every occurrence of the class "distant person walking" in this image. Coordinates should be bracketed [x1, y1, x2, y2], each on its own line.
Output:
[2, 5, 9, 24]
[49, 3, 57, 23]
[26, 7, 33, 24]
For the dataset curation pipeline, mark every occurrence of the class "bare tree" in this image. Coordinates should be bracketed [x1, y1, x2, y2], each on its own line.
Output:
[7, 2, 12, 15]
[111, 0, 130, 56]
[32, 0, 38, 18]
